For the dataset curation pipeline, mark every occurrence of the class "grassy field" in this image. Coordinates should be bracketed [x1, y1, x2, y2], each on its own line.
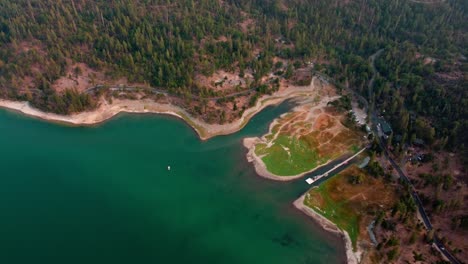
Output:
[255, 134, 327, 176]
[304, 166, 396, 249]
[254, 107, 363, 176]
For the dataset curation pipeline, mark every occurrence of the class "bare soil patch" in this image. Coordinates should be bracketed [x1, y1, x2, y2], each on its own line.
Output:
[245, 89, 365, 177]
[53, 63, 103, 93]
[404, 150, 468, 261]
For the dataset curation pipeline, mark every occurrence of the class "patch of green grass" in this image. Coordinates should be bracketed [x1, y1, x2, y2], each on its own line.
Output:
[305, 176, 360, 249]
[256, 134, 326, 176]
[350, 144, 360, 153]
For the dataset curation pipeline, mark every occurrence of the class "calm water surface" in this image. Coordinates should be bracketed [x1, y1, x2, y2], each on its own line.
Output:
[0, 104, 344, 264]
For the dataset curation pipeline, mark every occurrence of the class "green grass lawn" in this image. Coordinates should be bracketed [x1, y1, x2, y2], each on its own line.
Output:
[252, 109, 364, 177]
[350, 144, 360, 153]
[255, 134, 326, 176]
[304, 176, 360, 249]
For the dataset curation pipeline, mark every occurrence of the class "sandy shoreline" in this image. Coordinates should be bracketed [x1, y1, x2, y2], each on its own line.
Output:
[0, 80, 318, 141]
[293, 194, 360, 264]
[0, 77, 360, 263]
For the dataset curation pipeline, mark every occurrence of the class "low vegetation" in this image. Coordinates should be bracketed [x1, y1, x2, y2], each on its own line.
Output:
[255, 134, 324, 176]
[304, 165, 397, 249]
[254, 102, 364, 176]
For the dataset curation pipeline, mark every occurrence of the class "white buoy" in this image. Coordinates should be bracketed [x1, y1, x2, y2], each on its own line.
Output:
[167, 166, 171, 171]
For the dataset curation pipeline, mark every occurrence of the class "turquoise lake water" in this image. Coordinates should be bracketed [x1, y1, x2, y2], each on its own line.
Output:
[0, 104, 344, 264]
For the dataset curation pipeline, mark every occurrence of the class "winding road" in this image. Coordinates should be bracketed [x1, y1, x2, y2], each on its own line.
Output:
[366, 49, 461, 264]
[314, 49, 461, 264]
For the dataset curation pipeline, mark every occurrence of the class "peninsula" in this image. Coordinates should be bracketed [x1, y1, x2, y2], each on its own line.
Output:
[0, 0, 466, 263]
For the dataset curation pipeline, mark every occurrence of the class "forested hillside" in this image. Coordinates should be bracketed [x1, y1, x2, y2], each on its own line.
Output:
[0, 0, 466, 153]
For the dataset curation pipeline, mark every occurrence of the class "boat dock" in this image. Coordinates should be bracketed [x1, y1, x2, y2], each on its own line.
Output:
[305, 147, 367, 185]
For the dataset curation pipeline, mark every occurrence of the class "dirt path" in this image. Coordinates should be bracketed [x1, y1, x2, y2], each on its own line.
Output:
[85, 84, 257, 101]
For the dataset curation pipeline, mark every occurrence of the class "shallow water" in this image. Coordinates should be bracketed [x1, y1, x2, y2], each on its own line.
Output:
[0, 103, 344, 264]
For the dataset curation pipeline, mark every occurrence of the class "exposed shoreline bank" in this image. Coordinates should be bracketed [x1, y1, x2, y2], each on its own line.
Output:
[242, 90, 362, 182]
[0, 80, 318, 141]
[293, 194, 361, 264]
[0, 77, 359, 263]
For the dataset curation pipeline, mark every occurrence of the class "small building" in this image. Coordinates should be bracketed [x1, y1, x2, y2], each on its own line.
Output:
[394, 134, 402, 143]
[376, 118, 392, 139]
[380, 120, 392, 136]
[358, 157, 371, 169]
[365, 125, 371, 133]
[413, 138, 425, 146]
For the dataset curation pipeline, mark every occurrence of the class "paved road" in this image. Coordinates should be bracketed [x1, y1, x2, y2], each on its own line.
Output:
[314, 49, 462, 264]
[376, 135, 433, 228]
[375, 129, 460, 263]
[366, 50, 461, 264]
[19, 50, 460, 263]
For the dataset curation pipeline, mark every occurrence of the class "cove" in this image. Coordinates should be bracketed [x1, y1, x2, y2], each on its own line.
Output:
[0, 103, 345, 264]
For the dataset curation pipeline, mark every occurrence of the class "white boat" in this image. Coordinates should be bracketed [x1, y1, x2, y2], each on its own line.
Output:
[305, 178, 315, 185]
[167, 166, 171, 171]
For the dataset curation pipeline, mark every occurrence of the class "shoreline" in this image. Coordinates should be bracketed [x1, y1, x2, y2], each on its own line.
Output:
[0, 79, 318, 141]
[0, 77, 358, 262]
[293, 194, 361, 264]
[243, 136, 338, 181]
[242, 91, 362, 182]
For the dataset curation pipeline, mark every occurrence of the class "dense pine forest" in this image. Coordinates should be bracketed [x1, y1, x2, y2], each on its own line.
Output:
[0, 0, 466, 154]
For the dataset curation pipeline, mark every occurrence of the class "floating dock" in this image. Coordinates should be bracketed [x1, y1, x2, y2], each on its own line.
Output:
[305, 147, 367, 185]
